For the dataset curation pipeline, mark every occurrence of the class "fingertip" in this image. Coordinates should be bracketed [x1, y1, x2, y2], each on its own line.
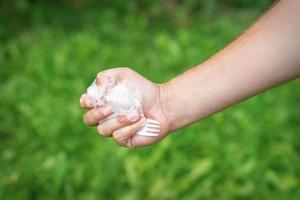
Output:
[97, 124, 110, 137]
[112, 130, 127, 146]
[97, 124, 103, 135]
[80, 93, 93, 109]
[80, 94, 85, 106]
[83, 113, 88, 125]
[97, 70, 118, 85]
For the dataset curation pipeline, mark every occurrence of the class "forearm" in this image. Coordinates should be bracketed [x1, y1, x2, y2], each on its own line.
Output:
[161, 0, 300, 131]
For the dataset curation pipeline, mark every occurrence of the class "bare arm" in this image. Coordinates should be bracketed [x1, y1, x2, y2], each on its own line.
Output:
[81, 0, 300, 148]
[161, 0, 300, 131]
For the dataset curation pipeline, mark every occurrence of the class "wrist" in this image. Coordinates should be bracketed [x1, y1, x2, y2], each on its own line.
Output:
[158, 82, 174, 132]
[158, 65, 214, 131]
[158, 80, 187, 132]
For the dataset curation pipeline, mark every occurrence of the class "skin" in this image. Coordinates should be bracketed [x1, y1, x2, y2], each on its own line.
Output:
[80, 0, 300, 148]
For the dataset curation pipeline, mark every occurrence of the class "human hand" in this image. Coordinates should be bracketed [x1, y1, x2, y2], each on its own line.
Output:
[80, 67, 171, 148]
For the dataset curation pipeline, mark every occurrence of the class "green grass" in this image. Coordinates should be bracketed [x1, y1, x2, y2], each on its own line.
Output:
[1, 4, 300, 200]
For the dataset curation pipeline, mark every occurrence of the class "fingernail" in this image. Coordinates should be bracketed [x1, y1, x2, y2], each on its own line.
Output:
[103, 105, 113, 115]
[127, 111, 139, 122]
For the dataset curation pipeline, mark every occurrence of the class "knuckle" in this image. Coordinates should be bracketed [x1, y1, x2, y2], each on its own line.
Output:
[97, 69, 111, 78]
[96, 72, 103, 78]
[95, 76, 102, 84]
[120, 67, 131, 73]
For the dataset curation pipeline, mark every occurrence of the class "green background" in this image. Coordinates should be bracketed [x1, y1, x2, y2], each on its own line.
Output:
[1, 0, 300, 199]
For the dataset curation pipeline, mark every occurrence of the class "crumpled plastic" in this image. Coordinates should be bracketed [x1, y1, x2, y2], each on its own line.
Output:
[87, 77, 144, 121]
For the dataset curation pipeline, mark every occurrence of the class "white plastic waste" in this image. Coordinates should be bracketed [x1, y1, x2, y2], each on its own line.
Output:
[86, 76, 160, 137]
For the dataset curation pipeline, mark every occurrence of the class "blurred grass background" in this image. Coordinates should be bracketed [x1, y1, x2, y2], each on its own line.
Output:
[1, 0, 300, 199]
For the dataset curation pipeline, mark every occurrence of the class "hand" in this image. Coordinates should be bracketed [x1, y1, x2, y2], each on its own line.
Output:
[80, 67, 171, 148]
